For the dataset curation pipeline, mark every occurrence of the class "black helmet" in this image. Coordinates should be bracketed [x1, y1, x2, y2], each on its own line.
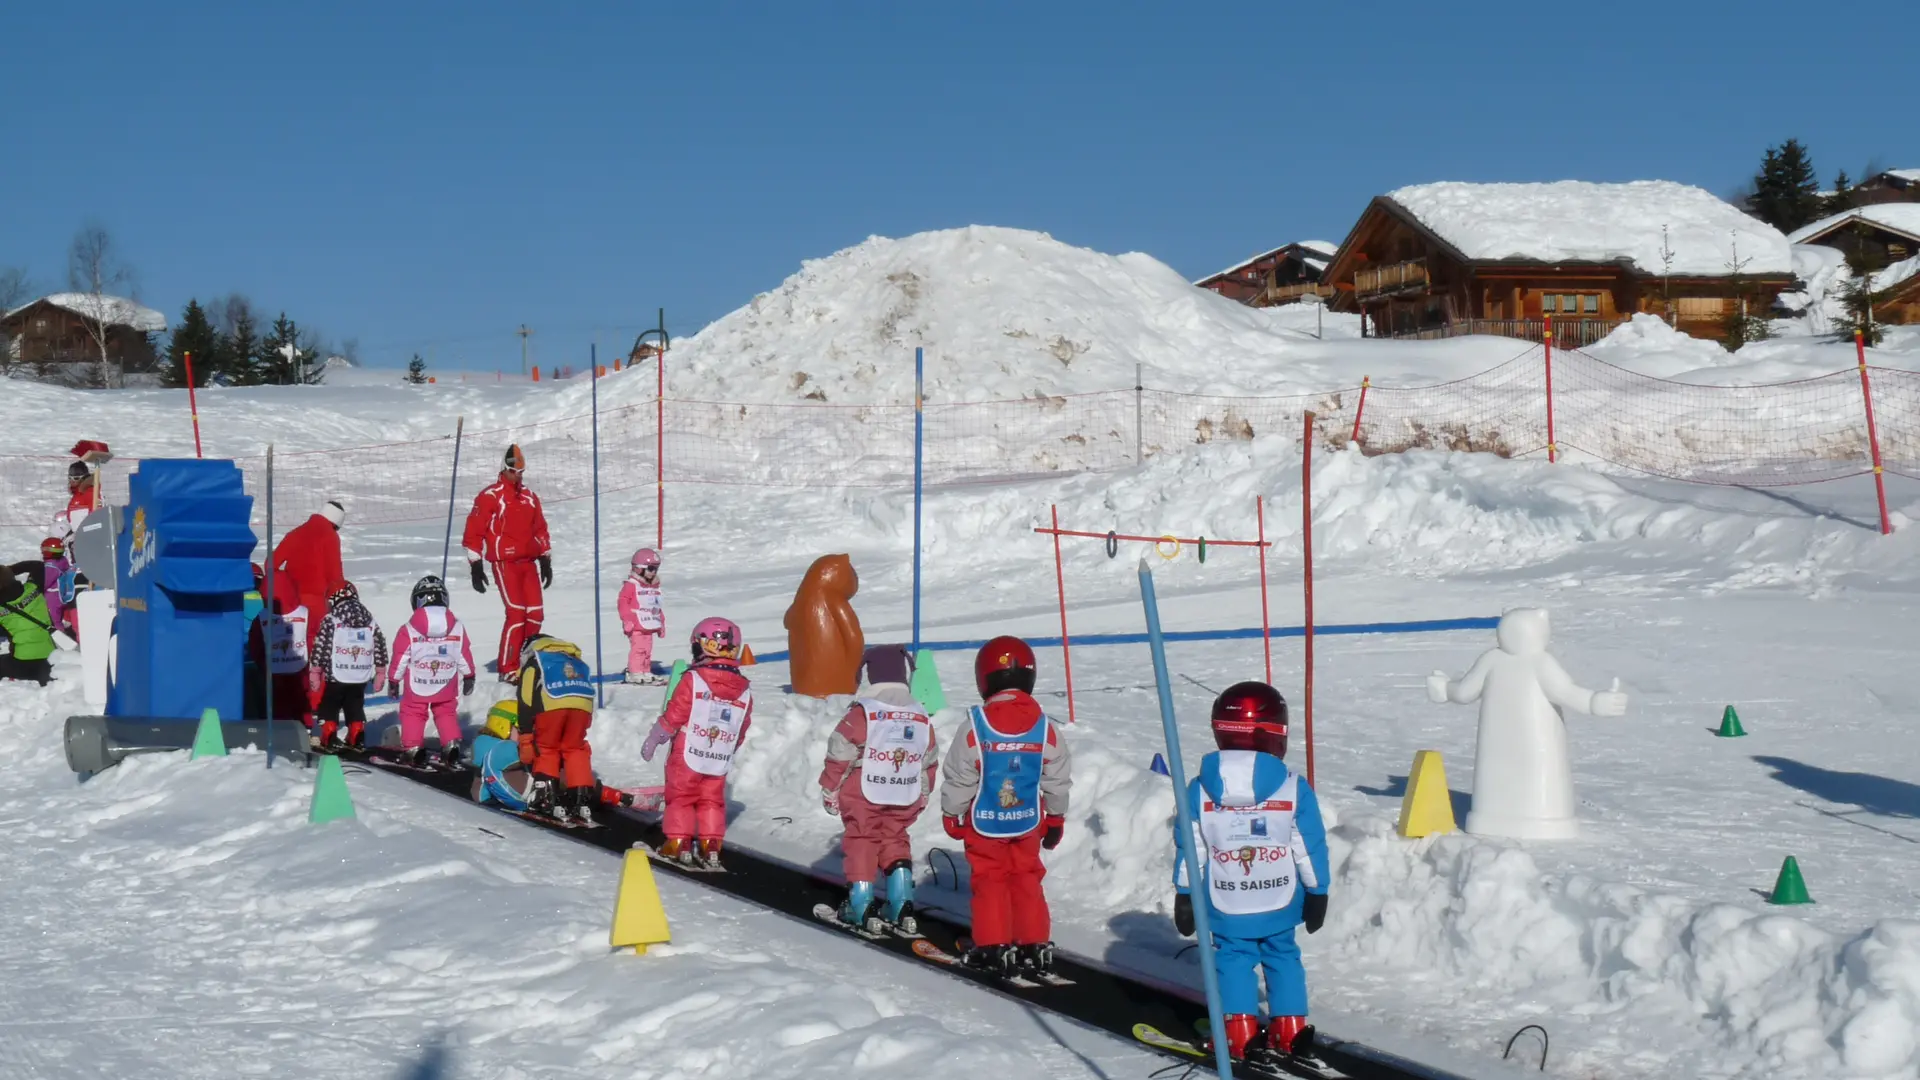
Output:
[410, 575, 449, 610]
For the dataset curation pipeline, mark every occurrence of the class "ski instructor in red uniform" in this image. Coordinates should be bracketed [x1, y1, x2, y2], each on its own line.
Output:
[463, 444, 552, 679]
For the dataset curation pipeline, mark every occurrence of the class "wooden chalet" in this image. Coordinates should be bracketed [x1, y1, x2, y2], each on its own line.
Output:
[1193, 241, 1338, 307]
[1788, 204, 1920, 272]
[1851, 169, 1920, 207]
[1321, 181, 1795, 344]
[1869, 262, 1920, 324]
[1, 293, 164, 371]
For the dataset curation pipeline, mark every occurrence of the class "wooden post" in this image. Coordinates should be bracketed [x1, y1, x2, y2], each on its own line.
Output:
[1856, 331, 1893, 535]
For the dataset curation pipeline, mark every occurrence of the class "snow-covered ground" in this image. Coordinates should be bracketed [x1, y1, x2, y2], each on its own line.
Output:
[8, 225, 1920, 1079]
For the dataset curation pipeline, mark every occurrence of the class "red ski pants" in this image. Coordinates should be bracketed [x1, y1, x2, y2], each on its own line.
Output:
[489, 559, 543, 675]
[523, 708, 593, 789]
[964, 830, 1049, 947]
[663, 752, 729, 842]
[840, 801, 921, 882]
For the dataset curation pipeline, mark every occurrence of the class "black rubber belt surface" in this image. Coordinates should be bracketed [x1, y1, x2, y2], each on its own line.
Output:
[339, 749, 1470, 1080]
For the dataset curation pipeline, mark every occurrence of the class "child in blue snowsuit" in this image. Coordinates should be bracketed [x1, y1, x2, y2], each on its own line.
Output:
[1173, 681, 1330, 1063]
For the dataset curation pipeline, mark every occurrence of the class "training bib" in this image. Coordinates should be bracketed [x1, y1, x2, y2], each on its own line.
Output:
[1198, 772, 1300, 916]
[407, 638, 461, 696]
[330, 626, 377, 684]
[681, 672, 750, 777]
[266, 607, 309, 674]
[632, 583, 664, 632]
[969, 706, 1047, 838]
[857, 700, 931, 807]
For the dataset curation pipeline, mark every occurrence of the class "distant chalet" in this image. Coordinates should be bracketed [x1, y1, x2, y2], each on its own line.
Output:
[2, 293, 167, 371]
[1193, 241, 1338, 308]
[1319, 180, 1794, 344]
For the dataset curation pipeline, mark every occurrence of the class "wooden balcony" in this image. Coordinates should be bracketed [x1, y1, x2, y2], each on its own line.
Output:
[1391, 317, 1628, 347]
[1353, 258, 1428, 298]
[1258, 282, 1335, 306]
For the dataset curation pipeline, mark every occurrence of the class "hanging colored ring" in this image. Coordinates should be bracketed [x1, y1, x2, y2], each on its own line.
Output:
[1197, 537, 1207, 564]
[1156, 535, 1181, 560]
[1105, 531, 1118, 559]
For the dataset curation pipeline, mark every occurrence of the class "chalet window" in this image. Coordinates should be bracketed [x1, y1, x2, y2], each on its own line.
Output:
[1675, 297, 1727, 318]
[1542, 293, 1601, 315]
[1890, 243, 1910, 260]
[1581, 294, 1599, 313]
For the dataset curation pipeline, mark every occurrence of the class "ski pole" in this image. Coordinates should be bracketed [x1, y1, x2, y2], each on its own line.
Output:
[1138, 558, 1233, 1078]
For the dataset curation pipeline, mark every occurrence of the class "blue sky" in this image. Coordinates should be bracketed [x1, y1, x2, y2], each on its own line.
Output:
[5, 2, 1914, 370]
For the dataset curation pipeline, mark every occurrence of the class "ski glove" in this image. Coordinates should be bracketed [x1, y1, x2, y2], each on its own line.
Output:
[1041, 815, 1065, 850]
[1174, 893, 1195, 937]
[640, 721, 670, 762]
[461, 674, 476, 697]
[469, 562, 488, 594]
[537, 554, 552, 589]
[942, 815, 971, 841]
[1302, 891, 1328, 934]
[822, 788, 841, 816]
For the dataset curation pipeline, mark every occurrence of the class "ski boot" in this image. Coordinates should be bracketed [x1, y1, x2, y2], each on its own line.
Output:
[623, 671, 648, 686]
[439, 742, 466, 770]
[839, 880, 876, 928]
[316, 720, 342, 751]
[1014, 941, 1055, 975]
[405, 746, 433, 770]
[698, 839, 724, 871]
[659, 838, 699, 868]
[1202, 1014, 1262, 1062]
[882, 861, 918, 935]
[569, 787, 595, 826]
[527, 776, 559, 816]
[343, 721, 366, 749]
[962, 943, 1014, 974]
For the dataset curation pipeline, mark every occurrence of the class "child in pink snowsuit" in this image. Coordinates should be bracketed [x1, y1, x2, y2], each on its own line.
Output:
[387, 575, 477, 766]
[641, 617, 753, 869]
[617, 548, 666, 685]
[818, 645, 938, 931]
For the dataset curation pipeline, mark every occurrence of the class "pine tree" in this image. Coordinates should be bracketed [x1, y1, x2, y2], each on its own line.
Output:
[258, 313, 316, 385]
[1822, 170, 1856, 218]
[220, 306, 260, 385]
[1834, 273, 1886, 346]
[406, 353, 428, 383]
[1750, 139, 1823, 233]
[163, 299, 220, 388]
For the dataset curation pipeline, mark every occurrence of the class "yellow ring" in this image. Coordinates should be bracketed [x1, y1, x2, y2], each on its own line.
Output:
[1155, 535, 1181, 560]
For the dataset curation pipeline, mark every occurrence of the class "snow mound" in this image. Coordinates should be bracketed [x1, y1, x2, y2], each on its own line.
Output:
[1386, 181, 1793, 277]
[586, 226, 1351, 406]
[1578, 313, 1733, 377]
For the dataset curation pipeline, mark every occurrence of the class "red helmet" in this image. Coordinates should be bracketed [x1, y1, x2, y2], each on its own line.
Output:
[1211, 681, 1288, 757]
[41, 537, 65, 560]
[974, 635, 1036, 698]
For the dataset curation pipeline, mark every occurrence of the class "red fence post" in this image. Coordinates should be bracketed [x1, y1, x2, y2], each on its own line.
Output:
[183, 350, 204, 458]
[1257, 495, 1272, 685]
[656, 345, 666, 551]
[1049, 504, 1076, 724]
[1543, 316, 1557, 463]
[1301, 411, 1316, 789]
[1857, 331, 1893, 535]
[1349, 376, 1370, 447]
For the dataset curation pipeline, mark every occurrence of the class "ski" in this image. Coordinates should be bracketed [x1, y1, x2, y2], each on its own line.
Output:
[956, 936, 1076, 986]
[1186, 1019, 1349, 1080]
[810, 903, 890, 940]
[1134, 1022, 1205, 1058]
[909, 939, 1041, 989]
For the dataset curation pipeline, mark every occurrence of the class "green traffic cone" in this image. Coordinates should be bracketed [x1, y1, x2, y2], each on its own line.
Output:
[910, 651, 948, 713]
[1717, 706, 1746, 738]
[662, 659, 690, 702]
[309, 754, 356, 824]
[190, 707, 227, 760]
[1768, 855, 1812, 905]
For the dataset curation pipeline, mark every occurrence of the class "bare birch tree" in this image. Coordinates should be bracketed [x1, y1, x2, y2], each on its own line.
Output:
[67, 223, 136, 387]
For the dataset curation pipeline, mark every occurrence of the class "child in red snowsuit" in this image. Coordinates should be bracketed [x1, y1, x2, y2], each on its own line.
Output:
[617, 548, 666, 685]
[819, 645, 937, 933]
[642, 616, 752, 870]
[939, 635, 1073, 976]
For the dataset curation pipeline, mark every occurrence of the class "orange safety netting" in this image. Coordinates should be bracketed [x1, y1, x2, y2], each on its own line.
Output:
[3, 347, 1915, 531]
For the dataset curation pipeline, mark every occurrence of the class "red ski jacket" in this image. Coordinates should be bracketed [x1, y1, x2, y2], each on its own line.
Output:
[271, 515, 345, 617]
[462, 475, 551, 565]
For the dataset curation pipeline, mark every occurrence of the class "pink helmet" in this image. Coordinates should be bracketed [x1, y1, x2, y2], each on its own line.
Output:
[691, 616, 742, 665]
[631, 548, 660, 571]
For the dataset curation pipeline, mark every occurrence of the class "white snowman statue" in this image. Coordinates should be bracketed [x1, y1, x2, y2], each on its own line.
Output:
[1426, 608, 1627, 840]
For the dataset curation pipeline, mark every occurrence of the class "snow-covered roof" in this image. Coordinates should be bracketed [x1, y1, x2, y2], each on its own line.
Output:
[1872, 252, 1920, 293]
[1383, 180, 1794, 277]
[3, 293, 166, 333]
[1787, 203, 1920, 245]
[1882, 169, 1920, 184]
[1194, 241, 1341, 285]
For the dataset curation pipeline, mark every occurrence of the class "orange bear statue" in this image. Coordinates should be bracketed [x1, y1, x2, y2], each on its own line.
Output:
[784, 554, 865, 698]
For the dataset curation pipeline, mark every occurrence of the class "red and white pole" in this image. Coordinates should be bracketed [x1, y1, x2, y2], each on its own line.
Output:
[1856, 330, 1893, 535]
[1544, 317, 1557, 463]
[1350, 376, 1370, 447]
[184, 350, 204, 458]
[1256, 495, 1272, 685]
